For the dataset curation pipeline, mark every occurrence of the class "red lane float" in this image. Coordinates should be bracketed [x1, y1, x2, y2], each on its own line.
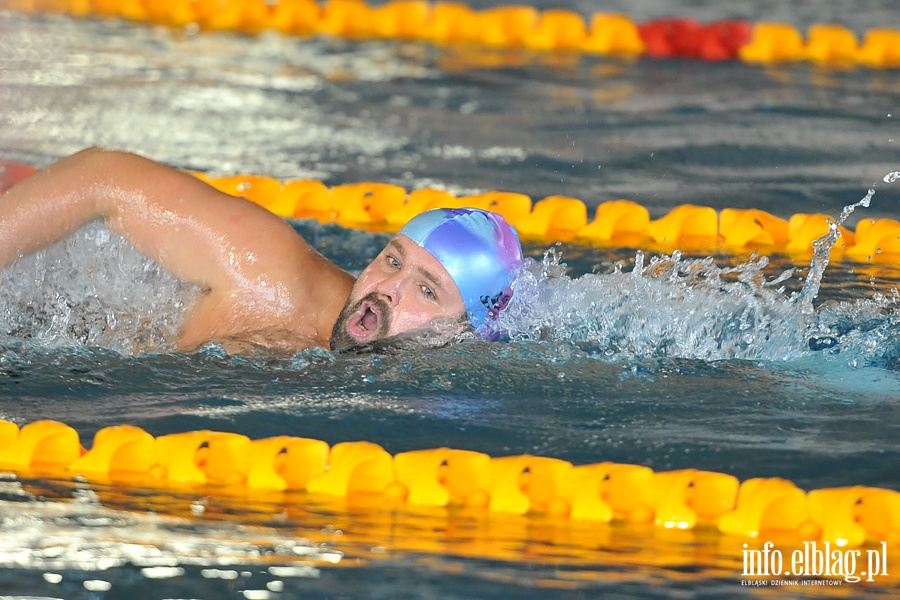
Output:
[3, 0, 899, 68]
[0, 160, 38, 194]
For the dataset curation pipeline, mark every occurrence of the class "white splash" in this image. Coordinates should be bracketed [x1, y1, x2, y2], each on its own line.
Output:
[496, 249, 813, 362]
[0, 222, 198, 354]
[495, 189, 899, 364]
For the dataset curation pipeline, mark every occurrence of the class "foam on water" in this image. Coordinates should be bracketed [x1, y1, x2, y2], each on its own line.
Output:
[495, 187, 899, 365]
[496, 249, 812, 361]
[0, 222, 197, 355]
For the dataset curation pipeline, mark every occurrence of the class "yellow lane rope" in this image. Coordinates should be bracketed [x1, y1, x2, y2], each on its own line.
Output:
[3, 3, 898, 581]
[1, 419, 898, 550]
[198, 172, 900, 261]
[4, 161, 896, 261]
[4, 0, 900, 68]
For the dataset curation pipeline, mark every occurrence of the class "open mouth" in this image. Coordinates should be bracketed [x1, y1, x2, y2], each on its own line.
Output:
[348, 300, 383, 340]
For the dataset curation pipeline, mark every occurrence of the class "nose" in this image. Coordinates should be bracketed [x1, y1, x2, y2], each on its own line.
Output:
[372, 270, 407, 306]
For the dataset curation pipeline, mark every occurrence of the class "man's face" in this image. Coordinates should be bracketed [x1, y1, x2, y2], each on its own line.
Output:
[330, 234, 467, 351]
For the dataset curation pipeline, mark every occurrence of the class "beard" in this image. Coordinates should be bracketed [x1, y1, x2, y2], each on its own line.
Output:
[329, 292, 391, 352]
[330, 293, 471, 355]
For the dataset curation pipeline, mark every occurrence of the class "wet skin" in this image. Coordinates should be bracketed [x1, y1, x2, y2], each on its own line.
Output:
[331, 235, 467, 351]
[0, 148, 466, 354]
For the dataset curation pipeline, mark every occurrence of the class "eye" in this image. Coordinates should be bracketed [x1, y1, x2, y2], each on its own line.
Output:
[421, 285, 437, 301]
[386, 254, 401, 269]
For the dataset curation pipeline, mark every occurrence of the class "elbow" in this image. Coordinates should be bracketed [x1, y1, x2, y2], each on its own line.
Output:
[69, 146, 140, 170]
[64, 147, 156, 191]
[52, 148, 151, 219]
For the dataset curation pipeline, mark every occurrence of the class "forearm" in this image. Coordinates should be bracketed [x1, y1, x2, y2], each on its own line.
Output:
[0, 147, 113, 269]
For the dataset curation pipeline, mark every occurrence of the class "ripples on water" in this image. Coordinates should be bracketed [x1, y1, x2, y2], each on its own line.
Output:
[1, 1, 900, 598]
[1, 208, 898, 596]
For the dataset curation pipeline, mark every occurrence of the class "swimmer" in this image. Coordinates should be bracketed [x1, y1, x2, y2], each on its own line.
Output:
[0, 148, 523, 354]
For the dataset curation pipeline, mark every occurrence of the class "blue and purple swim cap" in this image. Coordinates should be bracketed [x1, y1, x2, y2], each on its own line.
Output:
[399, 208, 523, 333]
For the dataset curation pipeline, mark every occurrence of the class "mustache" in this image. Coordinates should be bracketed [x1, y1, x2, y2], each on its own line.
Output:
[330, 292, 392, 352]
[354, 292, 392, 337]
[333, 314, 473, 356]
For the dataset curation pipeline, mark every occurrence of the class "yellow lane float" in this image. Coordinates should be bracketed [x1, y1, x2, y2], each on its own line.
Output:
[201, 172, 900, 261]
[1, 419, 898, 548]
[4, 0, 899, 68]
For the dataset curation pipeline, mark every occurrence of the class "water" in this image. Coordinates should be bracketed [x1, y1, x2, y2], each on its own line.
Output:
[1, 2, 900, 598]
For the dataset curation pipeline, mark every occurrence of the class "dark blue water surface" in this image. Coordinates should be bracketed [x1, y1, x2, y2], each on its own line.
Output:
[1, 1, 900, 598]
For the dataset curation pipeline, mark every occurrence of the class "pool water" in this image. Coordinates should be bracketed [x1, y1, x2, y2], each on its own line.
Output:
[1, 1, 899, 598]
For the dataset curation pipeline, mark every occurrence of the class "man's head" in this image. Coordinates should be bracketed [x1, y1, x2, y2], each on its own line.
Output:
[330, 208, 523, 352]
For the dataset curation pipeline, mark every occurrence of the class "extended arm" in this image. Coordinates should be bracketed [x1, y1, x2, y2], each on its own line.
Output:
[0, 148, 356, 351]
[0, 147, 303, 292]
